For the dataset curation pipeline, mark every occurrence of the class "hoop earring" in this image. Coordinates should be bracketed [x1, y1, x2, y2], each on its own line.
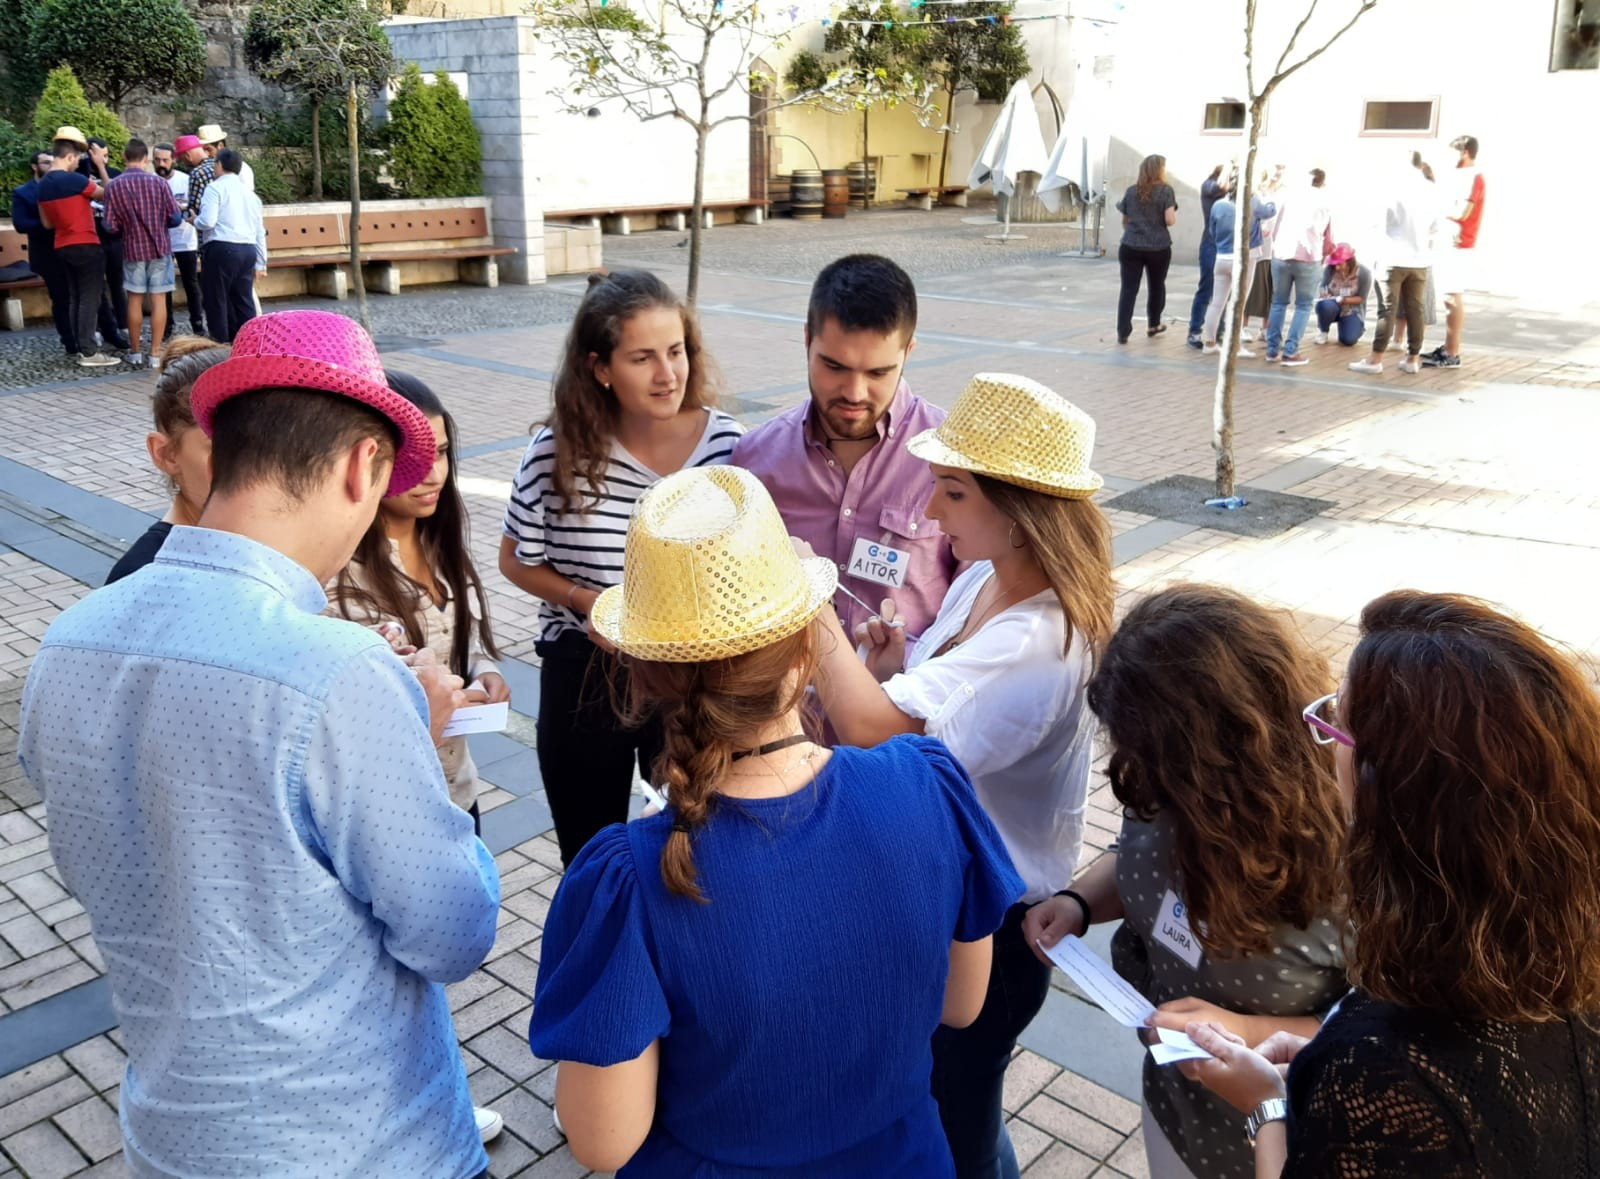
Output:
[1008, 522, 1026, 549]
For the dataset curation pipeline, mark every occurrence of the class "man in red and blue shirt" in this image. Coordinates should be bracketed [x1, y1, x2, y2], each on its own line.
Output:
[37, 126, 118, 368]
[105, 138, 182, 367]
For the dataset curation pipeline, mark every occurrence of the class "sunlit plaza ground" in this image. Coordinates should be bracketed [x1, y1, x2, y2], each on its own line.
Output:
[3, 207, 1599, 1177]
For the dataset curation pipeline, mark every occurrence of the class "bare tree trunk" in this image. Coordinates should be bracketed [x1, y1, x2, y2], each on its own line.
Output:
[688, 119, 708, 306]
[861, 107, 871, 209]
[310, 95, 324, 202]
[1211, 96, 1260, 499]
[347, 81, 370, 332]
[937, 78, 955, 188]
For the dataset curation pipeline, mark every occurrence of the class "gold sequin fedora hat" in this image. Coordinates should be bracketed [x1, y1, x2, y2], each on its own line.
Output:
[591, 465, 838, 662]
[907, 372, 1103, 499]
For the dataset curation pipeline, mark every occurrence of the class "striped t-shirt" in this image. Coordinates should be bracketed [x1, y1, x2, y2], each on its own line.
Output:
[502, 409, 744, 648]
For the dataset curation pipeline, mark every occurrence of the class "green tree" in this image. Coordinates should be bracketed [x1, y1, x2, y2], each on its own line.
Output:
[0, 117, 34, 192]
[245, 0, 392, 328]
[248, 0, 339, 200]
[26, 0, 204, 115]
[819, 3, 927, 207]
[0, 0, 47, 124]
[31, 66, 129, 163]
[384, 63, 482, 199]
[912, 0, 1028, 186]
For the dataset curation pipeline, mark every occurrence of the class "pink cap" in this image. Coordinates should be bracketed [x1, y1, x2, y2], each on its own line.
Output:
[1328, 242, 1355, 266]
[173, 134, 202, 154]
[189, 311, 435, 496]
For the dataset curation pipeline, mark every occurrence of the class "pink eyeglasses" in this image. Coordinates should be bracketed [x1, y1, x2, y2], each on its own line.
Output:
[1302, 692, 1354, 747]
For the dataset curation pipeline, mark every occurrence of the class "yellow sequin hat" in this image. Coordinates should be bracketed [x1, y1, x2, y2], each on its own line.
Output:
[590, 465, 838, 662]
[907, 372, 1103, 499]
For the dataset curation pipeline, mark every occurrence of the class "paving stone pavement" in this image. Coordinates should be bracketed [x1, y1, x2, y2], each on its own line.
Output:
[3, 208, 1599, 1176]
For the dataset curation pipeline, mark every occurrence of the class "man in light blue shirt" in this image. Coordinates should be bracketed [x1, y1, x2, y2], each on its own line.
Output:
[18, 310, 499, 1178]
[196, 148, 267, 342]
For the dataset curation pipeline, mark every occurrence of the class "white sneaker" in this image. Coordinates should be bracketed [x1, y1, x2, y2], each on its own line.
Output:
[1399, 357, 1422, 374]
[77, 352, 120, 368]
[1348, 359, 1383, 374]
[1241, 327, 1257, 342]
[1314, 331, 1329, 345]
[475, 1106, 504, 1143]
[1201, 342, 1220, 355]
[552, 1105, 565, 1137]
[1236, 347, 1256, 359]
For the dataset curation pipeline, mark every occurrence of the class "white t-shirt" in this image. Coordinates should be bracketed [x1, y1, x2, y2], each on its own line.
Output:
[882, 560, 1095, 902]
[167, 170, 197, 252]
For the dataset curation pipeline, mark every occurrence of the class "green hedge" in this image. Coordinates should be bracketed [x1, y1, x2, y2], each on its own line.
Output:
[31, 66, 128, 164]
[383, 63, 481, 199]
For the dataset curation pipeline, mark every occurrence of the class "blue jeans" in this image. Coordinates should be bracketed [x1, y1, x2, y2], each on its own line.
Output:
[1188, 234, 1217, 335]
[1315, 299, 1365, 345]
[932, 903, 1051, 1179]
[1266, 259, 1318, 357]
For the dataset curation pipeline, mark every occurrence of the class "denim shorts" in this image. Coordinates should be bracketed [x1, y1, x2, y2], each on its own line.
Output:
[124, 254, 176, 294]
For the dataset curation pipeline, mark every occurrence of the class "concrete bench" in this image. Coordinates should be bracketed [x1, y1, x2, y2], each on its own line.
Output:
[897, 186, 970, 211]
[552, 200, 765, 236]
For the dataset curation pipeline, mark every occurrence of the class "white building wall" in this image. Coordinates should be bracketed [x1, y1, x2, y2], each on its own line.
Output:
[1097, 0, 1599, 301]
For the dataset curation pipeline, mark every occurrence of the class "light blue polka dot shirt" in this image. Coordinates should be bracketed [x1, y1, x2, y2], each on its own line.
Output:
[18, 526, 499, 1178]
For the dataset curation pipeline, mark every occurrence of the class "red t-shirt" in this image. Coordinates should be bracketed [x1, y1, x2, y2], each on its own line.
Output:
[37, 170, 102, 249]
[1452, 170, 1485, 249]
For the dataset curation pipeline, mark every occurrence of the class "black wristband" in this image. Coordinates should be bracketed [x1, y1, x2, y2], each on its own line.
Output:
[1054, 888, 1092, 930]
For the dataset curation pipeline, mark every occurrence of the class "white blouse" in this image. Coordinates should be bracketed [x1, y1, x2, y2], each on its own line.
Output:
[882, 561, 1095, 902]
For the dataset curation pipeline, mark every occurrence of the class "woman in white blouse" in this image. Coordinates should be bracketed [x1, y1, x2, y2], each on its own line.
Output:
[812, 373, 1115, 1179]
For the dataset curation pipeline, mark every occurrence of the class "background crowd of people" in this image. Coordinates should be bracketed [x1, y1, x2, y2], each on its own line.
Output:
[17, 239, 1598, 1179]
[9, 122, 266, 369]
[1117, 136, 1485, 373]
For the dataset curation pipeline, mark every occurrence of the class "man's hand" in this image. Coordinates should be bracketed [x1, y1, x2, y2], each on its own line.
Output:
[416, 661, 467, 746]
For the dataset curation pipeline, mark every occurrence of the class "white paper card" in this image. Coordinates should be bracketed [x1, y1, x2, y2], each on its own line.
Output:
[1038, 935, 1156, 1027]
[441, 701, 509, 739]
[1154, 888, 1205, 969]
[847, 537, 911, 589]
[1150, 1026, 1212, 1065]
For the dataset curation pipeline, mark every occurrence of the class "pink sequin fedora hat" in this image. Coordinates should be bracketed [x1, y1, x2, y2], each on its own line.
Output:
[190, 310, 435, 495]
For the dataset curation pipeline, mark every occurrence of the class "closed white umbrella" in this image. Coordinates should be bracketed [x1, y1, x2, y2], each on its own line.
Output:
[968, 77, 1049, 242]
[1039, 90, 1109, 254]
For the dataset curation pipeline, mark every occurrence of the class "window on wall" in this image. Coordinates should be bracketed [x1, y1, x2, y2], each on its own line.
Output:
[1551, 0, 1599, 69]
[1202, 101, 1246, 133]
[1360, 98, 1439, 135]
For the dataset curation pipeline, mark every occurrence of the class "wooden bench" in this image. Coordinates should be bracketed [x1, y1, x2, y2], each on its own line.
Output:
[263, 202, 514, 300]
[551, 199, 765, 235]
[0, 229, 44, 331]
[897, 185, 970, 211]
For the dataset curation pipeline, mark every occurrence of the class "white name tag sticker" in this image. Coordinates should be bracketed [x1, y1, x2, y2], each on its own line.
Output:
[1154, 888, 1204, 969]
[847, 537, 910, 588]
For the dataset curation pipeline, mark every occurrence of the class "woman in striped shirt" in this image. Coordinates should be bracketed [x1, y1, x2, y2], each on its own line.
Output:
[500, 269, 743, 866]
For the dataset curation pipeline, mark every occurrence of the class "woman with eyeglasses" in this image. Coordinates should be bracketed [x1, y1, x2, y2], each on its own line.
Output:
[1022, 585, 1348, 1179]
[1186, 590, 1600, 1176]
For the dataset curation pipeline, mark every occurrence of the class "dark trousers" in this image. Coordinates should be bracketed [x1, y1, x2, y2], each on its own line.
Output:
[1315, 299, 1365, 346]
[536, 635, 664, 867]
[57, 244, 106, 358]
[1188, 234, 1216, 334]
[165, 249, 204, 337]
[932, 903, 1053, 1179]
[1116, 244, 1172, 340]
[201, 241, 258, 343]
[28, 243, 76, 353]
[1373, 266, 1428, 356]
[98, 230, 126, 344]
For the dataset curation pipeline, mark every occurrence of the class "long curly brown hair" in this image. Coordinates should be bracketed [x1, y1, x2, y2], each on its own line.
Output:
[1087, 584, 1345, 957]
[545, 269, 718, 514]
[973, 475, 1115, 662]
[1343, 590, 1600, 1021]
[1135, 154, 1167, 203]
[620, 619, 822, 902]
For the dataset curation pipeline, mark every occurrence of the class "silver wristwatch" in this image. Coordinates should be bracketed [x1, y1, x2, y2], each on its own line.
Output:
[1245, 1097, 1288, 1145]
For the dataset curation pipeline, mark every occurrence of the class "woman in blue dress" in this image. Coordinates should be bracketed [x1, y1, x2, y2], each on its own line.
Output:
[527, 464, 1022, 1177]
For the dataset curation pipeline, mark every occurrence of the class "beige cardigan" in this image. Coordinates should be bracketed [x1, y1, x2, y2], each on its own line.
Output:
[327, 538, 498, 812]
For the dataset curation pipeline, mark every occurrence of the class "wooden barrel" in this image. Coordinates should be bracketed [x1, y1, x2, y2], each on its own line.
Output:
[791, 169, 823, 219]
[768, 174, 791, 216]
[847, 160, 877, 207]
[822, 169, 850, 218]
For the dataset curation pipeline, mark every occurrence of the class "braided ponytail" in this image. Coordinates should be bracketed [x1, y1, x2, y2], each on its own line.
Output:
[621, 619, 821, 902]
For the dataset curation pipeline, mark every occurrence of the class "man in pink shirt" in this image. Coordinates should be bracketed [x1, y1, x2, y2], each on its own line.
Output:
[732, 254, 957, 649]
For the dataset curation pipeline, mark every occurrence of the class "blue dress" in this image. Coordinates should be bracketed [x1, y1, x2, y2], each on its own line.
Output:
[528, 735, 1023, 1176]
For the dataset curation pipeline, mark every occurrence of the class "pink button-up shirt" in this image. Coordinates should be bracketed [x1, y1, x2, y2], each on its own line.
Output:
[732, 382, 959, 649]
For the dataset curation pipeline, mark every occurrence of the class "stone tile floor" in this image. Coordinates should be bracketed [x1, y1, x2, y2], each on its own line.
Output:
[3, 207, 1599, 1175]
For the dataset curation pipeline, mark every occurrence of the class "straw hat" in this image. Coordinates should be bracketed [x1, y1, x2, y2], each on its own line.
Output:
[907, 373, 1103, 498]
[52, 126, 88, 149]
[196, 124, 228, 145]
[591, 466, 838, 662]
[189, 310, 436, 496]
